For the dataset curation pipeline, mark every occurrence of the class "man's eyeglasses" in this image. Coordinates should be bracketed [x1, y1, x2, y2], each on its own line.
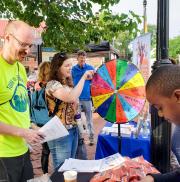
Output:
[10, 34, 34, 48]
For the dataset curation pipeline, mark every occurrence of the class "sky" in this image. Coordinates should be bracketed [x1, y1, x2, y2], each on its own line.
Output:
[94, 0, 180, 39]
[111, 0, 180, 39]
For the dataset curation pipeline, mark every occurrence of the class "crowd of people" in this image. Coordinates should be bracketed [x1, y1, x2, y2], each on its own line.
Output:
[0, 20, 180, 182]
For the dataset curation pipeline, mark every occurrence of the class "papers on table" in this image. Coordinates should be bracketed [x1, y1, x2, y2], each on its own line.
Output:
[99, 153, 125, 172]
[39, 116, 69, 143]
[58, 153, 125, 173]
[101, 123, 135, 137]
[59, 158, 101, 172]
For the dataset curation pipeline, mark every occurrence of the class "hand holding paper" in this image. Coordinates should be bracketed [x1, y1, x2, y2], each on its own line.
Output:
[39, 116, 69, 143]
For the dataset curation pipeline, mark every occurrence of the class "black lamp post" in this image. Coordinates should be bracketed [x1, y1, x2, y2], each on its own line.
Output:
[37, 44, 42, 65]
[151, 0, 172, 173]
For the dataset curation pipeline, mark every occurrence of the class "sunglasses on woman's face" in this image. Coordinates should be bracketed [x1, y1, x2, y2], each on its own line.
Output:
[59, 52, 66, 58]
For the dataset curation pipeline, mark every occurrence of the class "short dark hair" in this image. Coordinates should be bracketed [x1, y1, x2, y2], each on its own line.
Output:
[77, 50, 86, 57]
[146, 65, 180, 97]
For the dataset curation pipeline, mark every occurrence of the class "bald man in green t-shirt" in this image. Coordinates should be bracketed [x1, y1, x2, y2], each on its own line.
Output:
[0, 20, 44, 182]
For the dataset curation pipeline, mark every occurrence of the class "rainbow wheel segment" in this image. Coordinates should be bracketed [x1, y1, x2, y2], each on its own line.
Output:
[96, 94, 115, 121]
[92, 92, 114, 109]
[116, 95, 128, 123]
[116, 59, 128, 89]
[91, 73, 114, 96]
[119, 94, 146, 114]
[118, 63, 139, 89]
[104, 94, 116, 123]
[104, 59, 117, 89]
[118, 86, 145, 99]
[117, 94, 142, 121]
[119, 72, 145, 90]
[96, 62, 115, 90]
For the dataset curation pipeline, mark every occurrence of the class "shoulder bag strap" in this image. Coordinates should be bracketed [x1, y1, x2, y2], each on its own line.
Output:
[35, 89, 39, 106]
[51, 99, 62, 116]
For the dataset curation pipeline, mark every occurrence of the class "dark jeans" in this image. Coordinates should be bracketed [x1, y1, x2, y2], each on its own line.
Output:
[75, 131, 87, 160]
[0, 151, 33, 182]
[37, 124, 50, 173]
[41, 142, 50, 173]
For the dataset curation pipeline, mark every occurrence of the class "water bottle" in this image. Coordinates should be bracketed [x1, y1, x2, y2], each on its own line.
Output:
[141, 120, 150, 138]
[74, 112, 84, 135]
[134, 117, 144, 138]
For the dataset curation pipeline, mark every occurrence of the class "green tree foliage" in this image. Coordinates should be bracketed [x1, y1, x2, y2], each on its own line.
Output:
[0, 0, 141, 52]
[88, 10, 141, 59]
[113, 31, 134, 59]
[147, 24, 156, 49]
[90, 10, 141, 42]
[169, 36, 180, 60]
[146, 25, 180, 61]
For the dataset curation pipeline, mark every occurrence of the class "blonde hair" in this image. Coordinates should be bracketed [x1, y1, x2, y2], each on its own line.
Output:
[38, 61, 51, 82]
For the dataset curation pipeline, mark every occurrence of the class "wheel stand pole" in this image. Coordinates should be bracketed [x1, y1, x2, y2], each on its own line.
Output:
[118, 124, 121, 154]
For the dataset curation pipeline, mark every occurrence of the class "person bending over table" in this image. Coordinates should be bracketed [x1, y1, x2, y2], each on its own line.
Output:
[139, 65, 180, 182]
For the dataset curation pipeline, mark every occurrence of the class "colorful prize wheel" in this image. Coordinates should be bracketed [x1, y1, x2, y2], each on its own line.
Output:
[91, 59, 146, 124]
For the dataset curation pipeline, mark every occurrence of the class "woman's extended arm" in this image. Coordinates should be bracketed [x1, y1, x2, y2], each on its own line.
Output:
[47, 70, 94, 103]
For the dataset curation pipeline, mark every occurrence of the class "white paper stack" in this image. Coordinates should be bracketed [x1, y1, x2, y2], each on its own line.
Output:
[58, 153, 125, 173]
[58, 158, 101, 172]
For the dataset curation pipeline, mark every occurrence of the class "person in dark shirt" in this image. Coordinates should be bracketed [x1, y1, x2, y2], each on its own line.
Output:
[139, 65, 180, 182]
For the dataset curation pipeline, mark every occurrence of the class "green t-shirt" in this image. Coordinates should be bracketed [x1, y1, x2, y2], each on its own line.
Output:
[0, 56, 30, 157]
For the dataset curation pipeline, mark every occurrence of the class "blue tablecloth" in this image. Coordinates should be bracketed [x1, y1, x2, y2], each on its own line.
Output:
[95, 121, 151, 162]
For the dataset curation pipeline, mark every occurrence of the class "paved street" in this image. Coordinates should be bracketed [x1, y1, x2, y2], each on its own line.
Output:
[30, 113, 106, 177]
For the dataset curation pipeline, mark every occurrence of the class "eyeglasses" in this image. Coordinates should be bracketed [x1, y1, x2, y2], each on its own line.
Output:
[10, 34, 34, 48]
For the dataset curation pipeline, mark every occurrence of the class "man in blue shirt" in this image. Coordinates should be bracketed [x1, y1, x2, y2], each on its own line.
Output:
[72, 50, 95, 145]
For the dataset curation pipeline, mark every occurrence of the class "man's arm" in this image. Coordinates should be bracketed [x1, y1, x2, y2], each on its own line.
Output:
[140, 169, 180, 182]
[52, 70, 94, 103]
[0, 122, 44, 144]
[90, 65, 95, 71]
[150, 169, 180, 182]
